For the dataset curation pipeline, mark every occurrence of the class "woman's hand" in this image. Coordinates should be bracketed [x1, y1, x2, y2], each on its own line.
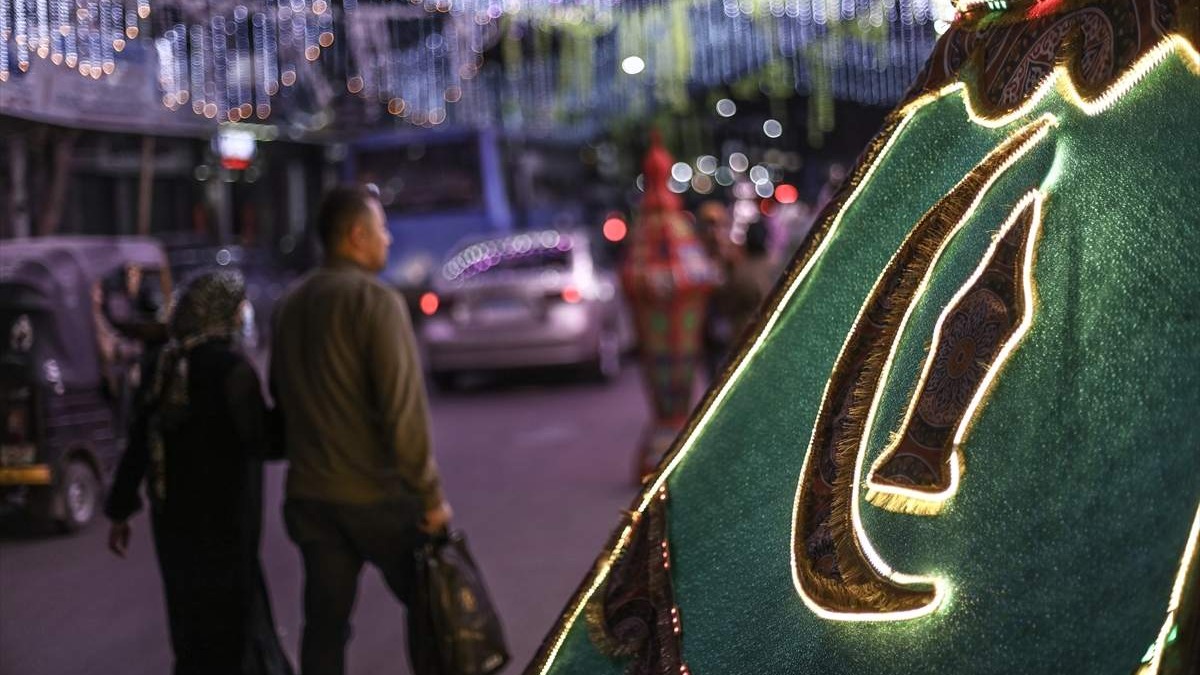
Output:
[419, 502, 453, 534]
[108, 521, 132, 558]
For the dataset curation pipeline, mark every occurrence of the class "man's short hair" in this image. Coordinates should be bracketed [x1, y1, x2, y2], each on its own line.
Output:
[316, 185, 379, 252]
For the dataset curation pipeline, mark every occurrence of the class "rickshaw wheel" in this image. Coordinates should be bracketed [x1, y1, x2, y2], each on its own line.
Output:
[57, 461, 100, 533]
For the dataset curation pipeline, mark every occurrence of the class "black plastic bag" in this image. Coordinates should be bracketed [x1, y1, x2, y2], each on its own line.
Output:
[412, 530, 509, 675]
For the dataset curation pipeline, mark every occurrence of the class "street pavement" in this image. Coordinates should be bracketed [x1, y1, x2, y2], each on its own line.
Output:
[0, 367, 650, 675]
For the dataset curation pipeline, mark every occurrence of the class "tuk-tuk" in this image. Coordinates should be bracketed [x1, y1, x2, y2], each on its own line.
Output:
[0, 237, 171, 532]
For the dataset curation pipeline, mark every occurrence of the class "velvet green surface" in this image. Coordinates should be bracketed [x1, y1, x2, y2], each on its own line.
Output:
[544, 53, 1200, 675]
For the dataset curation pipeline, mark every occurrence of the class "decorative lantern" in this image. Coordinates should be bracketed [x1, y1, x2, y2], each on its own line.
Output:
[620, 130, 715, 482]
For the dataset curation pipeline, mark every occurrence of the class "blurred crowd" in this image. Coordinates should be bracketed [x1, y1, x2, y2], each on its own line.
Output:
[689, 163, 844, 382]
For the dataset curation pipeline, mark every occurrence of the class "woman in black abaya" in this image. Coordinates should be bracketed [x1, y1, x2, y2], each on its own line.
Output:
[105, 270, 293, 675]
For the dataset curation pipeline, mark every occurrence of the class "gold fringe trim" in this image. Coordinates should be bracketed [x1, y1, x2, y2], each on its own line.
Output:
[867, 448, 969, 516]
[793, 117, 1053, 615]
[865, 196, 1043, 514]
[864, 489, 948, 517]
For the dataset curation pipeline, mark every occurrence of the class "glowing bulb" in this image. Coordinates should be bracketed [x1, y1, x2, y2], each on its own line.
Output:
[729, 152, 749, 173]
[621, 56, 645, 75]
[763, 119, 783, 138]
[716, 98, 737, 117]
[670, 162, 693, 183]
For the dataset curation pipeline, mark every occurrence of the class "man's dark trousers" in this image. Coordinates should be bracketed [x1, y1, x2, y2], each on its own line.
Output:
[283, 497, 427, 675]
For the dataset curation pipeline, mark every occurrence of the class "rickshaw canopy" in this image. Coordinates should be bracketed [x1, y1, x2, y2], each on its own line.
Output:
[0, 237, 170, 388]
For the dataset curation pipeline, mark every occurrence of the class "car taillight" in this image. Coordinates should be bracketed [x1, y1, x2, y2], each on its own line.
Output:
[419, 292, 440, 316]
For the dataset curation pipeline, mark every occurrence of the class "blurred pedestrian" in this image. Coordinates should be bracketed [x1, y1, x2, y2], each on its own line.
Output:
[696, 199, 733, 262]
[271, 185, 452, 675]
[705, 220, 777, 379]
[697, 200, 732, 378]
[105, 270, 293, 675]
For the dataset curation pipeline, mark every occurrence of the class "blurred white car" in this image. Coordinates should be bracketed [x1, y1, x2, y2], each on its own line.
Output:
[419, 230, 632, 388]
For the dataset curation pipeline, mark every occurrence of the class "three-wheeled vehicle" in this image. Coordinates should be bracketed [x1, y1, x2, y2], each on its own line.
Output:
[0, 237, 171, 532]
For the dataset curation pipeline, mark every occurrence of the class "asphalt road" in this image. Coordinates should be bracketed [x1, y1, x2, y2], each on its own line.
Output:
[0, 367, 650, 675]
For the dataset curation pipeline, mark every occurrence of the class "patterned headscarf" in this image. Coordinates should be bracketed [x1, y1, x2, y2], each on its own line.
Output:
[146, 269, 247, 502]
[167, 269, 247, 344]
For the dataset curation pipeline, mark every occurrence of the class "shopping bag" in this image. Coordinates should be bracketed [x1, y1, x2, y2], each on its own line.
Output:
[412, 530, 509, 675]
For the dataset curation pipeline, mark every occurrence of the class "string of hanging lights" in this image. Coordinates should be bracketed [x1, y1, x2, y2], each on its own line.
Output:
[0, 0, 946, 131]
[0, 0, 151, 82]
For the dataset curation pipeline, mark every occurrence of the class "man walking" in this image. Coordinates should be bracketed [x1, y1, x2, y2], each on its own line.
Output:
[271, 185, 452, 675]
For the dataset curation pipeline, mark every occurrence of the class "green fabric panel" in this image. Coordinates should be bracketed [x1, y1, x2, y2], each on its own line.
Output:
[543, 54, 1200, 675]
[664, 102, 1052, 674]
[858, 54, 1200, 673]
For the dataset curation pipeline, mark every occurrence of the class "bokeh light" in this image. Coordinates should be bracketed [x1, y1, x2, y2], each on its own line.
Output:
[419, 292, 440, 316]
[775, 184, 799, 204]
[603, 217, 628, 242]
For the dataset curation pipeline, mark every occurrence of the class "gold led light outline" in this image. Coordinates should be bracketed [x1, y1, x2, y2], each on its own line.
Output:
[530, 31, 1200, 673]
[790, 119, 1053, 622]
[865, 190, 1045, 516]
[899, 34, 1200, 129]
[1143, 502, 1200, 674]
